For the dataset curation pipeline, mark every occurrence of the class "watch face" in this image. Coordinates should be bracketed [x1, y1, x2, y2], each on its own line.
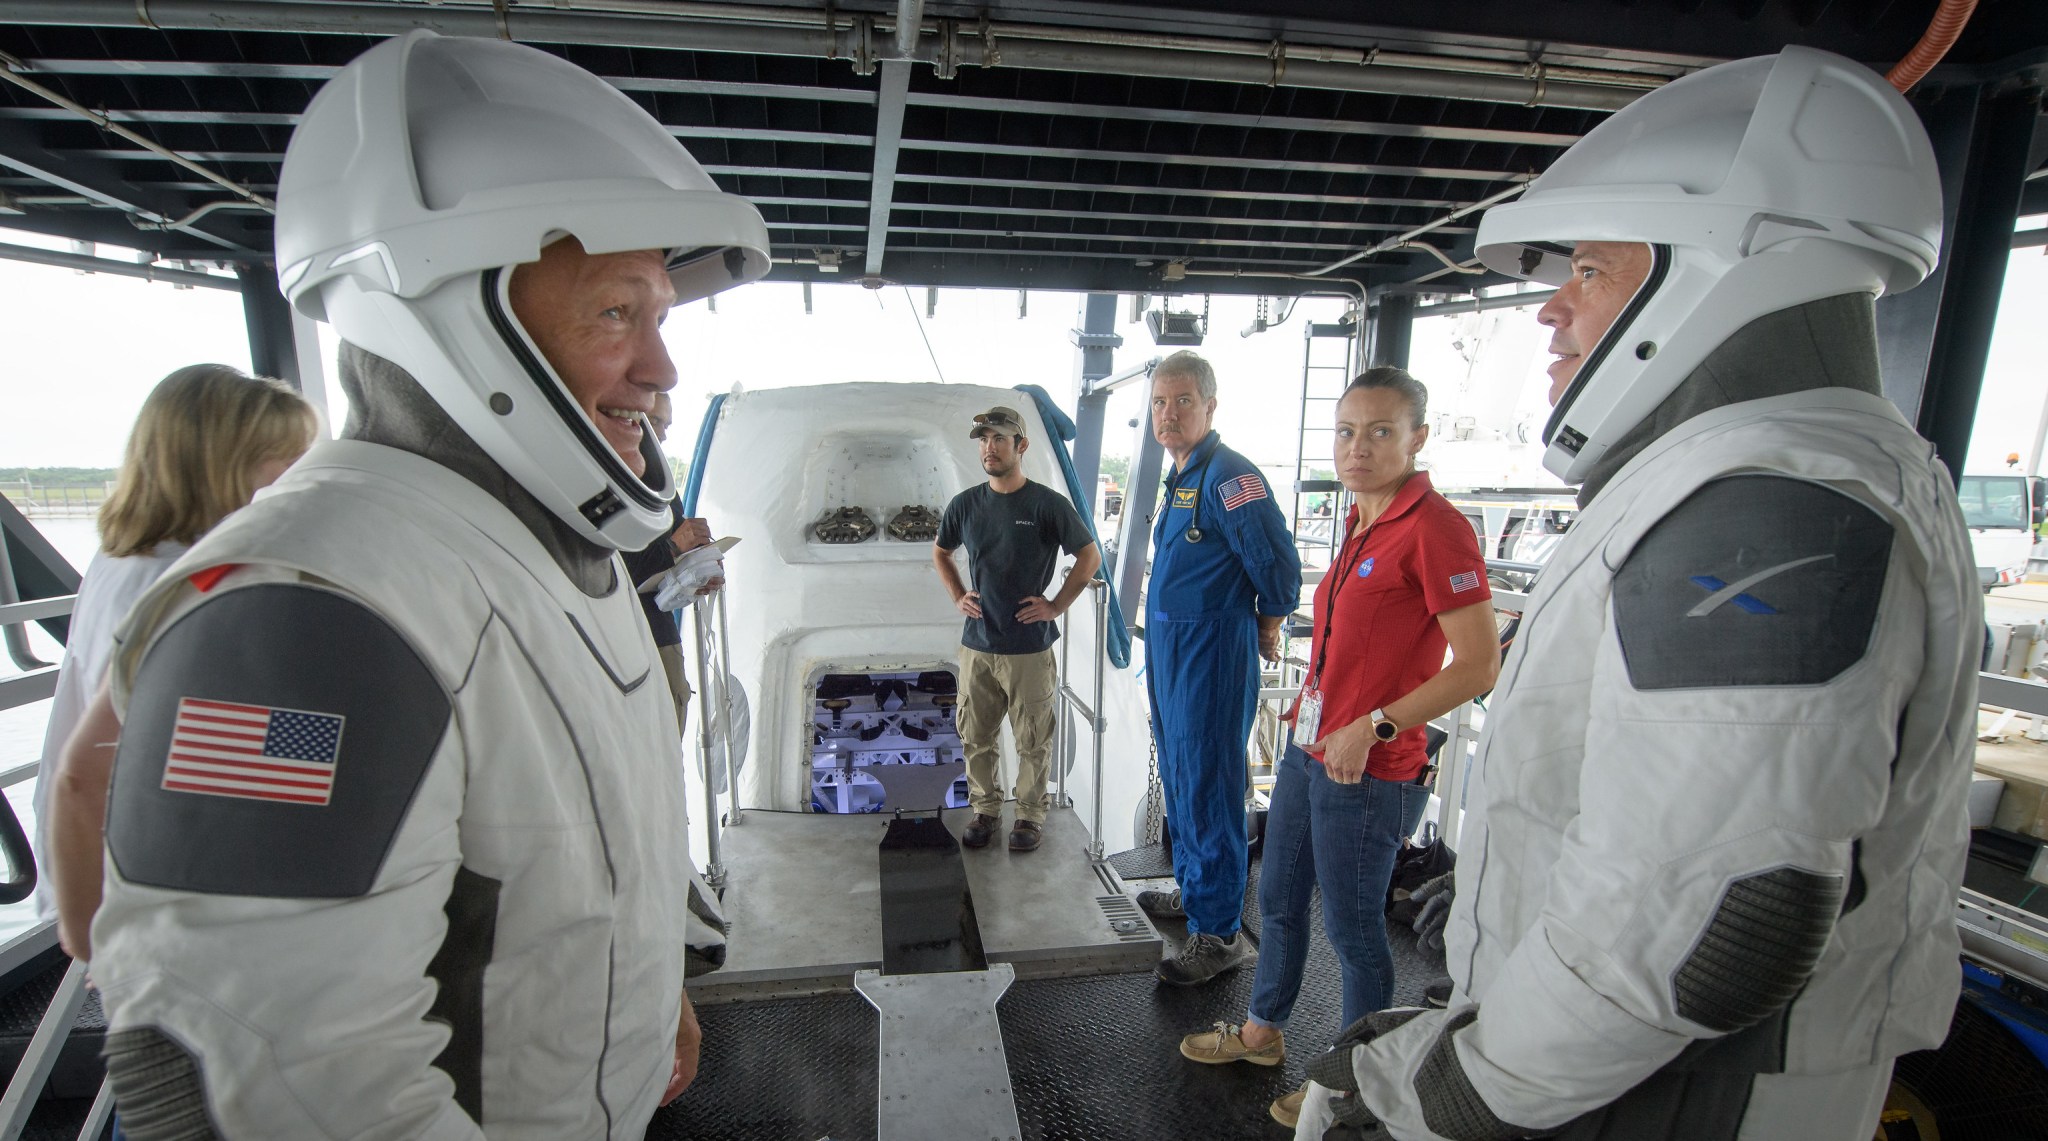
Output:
[1375, 720, 1398, 741]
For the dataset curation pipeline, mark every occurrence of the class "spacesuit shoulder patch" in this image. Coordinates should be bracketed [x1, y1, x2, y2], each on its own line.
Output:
[1612, 474, 1892, 690]
[107, 583, 451, 898]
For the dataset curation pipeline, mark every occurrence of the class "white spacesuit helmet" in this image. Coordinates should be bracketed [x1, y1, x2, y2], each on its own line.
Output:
[274, 30, 771, 549]
[1473, 46, 1942, 485]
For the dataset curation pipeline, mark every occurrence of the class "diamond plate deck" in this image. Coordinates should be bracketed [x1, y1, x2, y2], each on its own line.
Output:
[656, 847, 1447, 1140]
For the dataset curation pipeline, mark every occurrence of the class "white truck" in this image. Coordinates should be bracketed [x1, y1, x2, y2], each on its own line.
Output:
[1957, 473, 2044, 592]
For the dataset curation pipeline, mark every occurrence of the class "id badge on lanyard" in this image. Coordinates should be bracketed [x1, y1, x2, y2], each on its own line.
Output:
[1296, 687, 1324, 748]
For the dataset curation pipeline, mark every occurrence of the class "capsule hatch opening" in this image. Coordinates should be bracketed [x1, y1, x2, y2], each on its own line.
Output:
[809, 668, 969, 815]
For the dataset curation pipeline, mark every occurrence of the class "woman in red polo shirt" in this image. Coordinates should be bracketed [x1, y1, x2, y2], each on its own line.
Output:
[1176, 366, 1501, 1126]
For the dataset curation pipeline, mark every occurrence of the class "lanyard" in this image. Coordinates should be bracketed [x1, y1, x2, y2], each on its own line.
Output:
[1311, 516, 1374, 689]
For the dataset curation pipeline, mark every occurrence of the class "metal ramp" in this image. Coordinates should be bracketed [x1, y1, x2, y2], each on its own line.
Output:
[690, 806, 1161, 1003]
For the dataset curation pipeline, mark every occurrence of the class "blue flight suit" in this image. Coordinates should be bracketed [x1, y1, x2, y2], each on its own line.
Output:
[1144, 431, 1301, 937]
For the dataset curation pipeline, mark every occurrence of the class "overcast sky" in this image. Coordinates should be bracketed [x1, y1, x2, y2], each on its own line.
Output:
[1, 222, 2042, 481]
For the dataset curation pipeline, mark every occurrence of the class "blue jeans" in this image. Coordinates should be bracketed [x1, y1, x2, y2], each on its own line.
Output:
[1247, 739, 1409, 1035]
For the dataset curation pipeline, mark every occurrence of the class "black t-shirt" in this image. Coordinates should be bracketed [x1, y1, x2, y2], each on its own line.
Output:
[937, 479, 1094, 655]
[621, 498, 687, 648]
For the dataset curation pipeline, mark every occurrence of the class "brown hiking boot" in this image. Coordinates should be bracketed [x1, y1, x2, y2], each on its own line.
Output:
[1009, 819, 1042, 851]
[961, 813, 998, 849]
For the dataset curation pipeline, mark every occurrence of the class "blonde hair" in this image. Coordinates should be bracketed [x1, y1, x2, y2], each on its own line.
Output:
[99, 364, 320, 557]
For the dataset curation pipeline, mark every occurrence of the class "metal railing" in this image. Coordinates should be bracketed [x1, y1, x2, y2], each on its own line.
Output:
[1054, 578, 1111, 860]
[689, 587, 739, 888]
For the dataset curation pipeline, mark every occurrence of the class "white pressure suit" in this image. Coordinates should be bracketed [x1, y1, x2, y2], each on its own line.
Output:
[92, 421, 724, 1138]
[1300, 297, 1979, 1141]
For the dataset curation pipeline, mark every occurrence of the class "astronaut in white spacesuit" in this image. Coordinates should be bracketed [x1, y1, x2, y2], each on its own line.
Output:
[1296, 46, 1980, 1141]
[86, 31, 769, 1139]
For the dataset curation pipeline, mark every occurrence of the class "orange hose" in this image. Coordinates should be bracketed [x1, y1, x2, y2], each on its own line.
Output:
[1887, 0, 1979, 93]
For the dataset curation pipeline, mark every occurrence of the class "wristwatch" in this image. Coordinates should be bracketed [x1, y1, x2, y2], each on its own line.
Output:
[1368, 709, 1400, 742]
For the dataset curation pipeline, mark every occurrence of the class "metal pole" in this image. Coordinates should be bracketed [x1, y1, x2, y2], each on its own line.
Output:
[714, 587, 741, 826]
[77, 1076, 114, 1141]
[0, 522, 51, 671]
[1057, 601, 1072, 811]
[0, 955, 89, 1135]
[690, 597, 725, 886]
[1088, 580, 1108, 861]
[1437, 701, 1475, 854]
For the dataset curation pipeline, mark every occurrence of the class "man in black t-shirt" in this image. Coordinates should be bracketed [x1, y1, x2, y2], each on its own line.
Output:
[620, 392, 718, 738]
[933, 405, 1102, 851]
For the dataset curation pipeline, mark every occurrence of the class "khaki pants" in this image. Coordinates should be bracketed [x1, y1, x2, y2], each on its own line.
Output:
[956, 645, 1057, 823]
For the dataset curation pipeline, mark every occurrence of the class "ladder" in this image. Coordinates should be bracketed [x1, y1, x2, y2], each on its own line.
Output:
[1250, 319, 1360, 811]
[1289, 319, 1359, 574]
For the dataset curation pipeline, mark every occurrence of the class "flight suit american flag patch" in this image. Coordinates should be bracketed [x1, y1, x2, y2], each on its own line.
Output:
[1219, 474, 1267, 510]
[162, 697, 345, 806]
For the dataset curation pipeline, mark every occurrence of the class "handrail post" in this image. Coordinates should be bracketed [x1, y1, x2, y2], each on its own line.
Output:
[1056, 587, 1072, 811]
[0, 526, 52, 672]
[690, 594, 725, 887]
[714, 587, 741, 827]
[1087, 579, 1108, 862]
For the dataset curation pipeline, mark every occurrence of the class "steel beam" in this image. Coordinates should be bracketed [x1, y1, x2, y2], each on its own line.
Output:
[1877, 83, 2043, 481]
[238, 262, 304, 391]
[896, 200, 1473, 232]
[863, 61, 912, 278]
[877, 244, 1330, 268]
[0, 107, 300, 126]
[1367, 294, 1415, 369]
[24, 57, 880, 104]
[901, 138, 1516, 183]
[0, 1, 1641, 112]
[1411, 288, 1556, 318]
[1067, 293, 1122, 513]
[0, 238, 239, 288]
[0, 122, 260, 253]
[888, 224, 1397, 254]
[892, 173, 1491, 209]
[1115, 404, 1165, 634]
[901, 91, 1580, 148]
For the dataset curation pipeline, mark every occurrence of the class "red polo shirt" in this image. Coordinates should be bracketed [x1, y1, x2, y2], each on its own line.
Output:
[1289, 471, 1491, 781]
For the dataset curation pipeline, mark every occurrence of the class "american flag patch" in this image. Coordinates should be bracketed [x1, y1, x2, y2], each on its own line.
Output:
[162, 697, 345, 806]
[1219, 474, 1268, 511]
[1448, 570, 1482, 594]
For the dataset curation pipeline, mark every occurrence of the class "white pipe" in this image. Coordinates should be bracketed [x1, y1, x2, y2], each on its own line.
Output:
[895, 0, 923, 59]
[1301, 181, 1529, 277]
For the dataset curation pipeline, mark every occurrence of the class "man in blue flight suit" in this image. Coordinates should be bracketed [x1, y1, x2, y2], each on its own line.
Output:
[1138, 350, 1302, 986]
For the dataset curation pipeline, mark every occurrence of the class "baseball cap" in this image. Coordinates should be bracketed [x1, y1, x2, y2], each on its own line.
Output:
[969, 405, 1027, 439]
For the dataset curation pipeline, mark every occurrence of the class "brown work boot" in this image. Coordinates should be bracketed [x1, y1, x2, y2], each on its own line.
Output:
[1270, 1084, 1307, 1127]
[961, 813, 998, 849]
[1009, 819, 1042, 851]
[1178, 1021, 1285, 1067]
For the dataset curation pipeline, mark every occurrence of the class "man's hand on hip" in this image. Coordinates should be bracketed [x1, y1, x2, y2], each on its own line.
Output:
[1015, 595, 1062, 623]
[955, 590, 984, 618]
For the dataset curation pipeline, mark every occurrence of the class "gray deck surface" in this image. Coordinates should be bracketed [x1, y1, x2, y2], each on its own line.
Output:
[695, 804, 1160, 999]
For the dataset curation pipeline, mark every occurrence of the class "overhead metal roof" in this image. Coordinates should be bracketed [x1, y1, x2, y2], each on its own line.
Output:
[0, 0, 2043, 296]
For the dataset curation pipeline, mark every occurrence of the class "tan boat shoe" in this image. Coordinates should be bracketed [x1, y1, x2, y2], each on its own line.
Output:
[1177, 1021, 1285, 1066]
[1270, 1083, 1307, 1127]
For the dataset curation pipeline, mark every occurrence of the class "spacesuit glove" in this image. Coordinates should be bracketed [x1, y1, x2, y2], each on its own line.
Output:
[1302, 1007, 1428, 1128]
[1410, 872, 1453, 952]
